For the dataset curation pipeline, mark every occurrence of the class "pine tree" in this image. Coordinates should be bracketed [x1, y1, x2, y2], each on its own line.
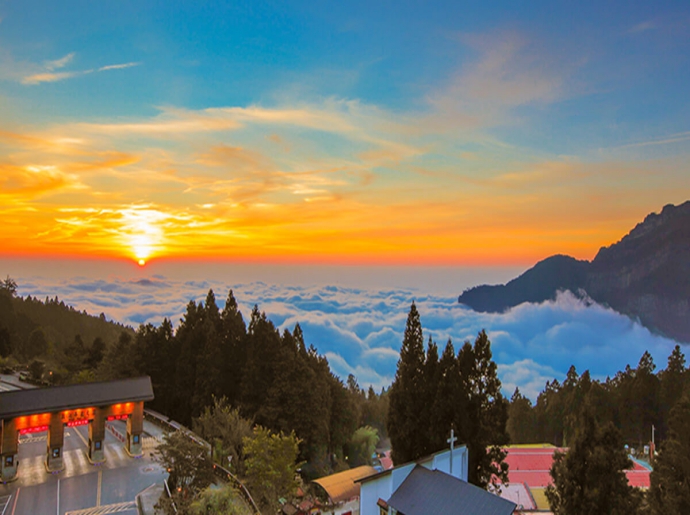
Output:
[659, 345, 687, 439]
[220, 290, 247, 406]
[430, 339, 459, 450]
[421, 337, 441, 455]
[507, 388, 536, 444]
[648, 395, 690, 514]
[546, 395, 643, 515]
[388, 302, 426, 464]
[458, 330, 509, 488]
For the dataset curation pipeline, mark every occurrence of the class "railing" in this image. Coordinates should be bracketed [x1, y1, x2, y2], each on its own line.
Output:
[144, 409, 261, 514]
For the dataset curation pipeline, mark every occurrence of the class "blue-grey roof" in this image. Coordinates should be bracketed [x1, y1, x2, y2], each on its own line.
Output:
[387, 466, 516, 515]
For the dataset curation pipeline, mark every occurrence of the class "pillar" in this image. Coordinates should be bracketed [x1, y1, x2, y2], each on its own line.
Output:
[126, 402, 143, 457]
[46, 413, 64, 472]
[88, 408, 106, 464]
[1, 419, 19, 482]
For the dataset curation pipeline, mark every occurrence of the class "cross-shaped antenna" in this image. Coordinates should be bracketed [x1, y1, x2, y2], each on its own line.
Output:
[447, 428, 458, 475]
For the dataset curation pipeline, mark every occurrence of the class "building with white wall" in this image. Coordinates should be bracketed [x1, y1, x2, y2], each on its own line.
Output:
[358, 446, 469, 515]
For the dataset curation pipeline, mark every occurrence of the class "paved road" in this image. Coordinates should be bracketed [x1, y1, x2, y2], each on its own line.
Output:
[0, 423, 166, 515]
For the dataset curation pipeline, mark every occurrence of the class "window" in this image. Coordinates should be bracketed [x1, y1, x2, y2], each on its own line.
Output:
[52, 447, 60, 458]
[95, 440, 102, 450]
[133, 434, 140, 444]
[5, 456, 13, 466]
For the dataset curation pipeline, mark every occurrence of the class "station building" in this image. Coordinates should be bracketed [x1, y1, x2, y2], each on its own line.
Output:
[0, 376, 154, 481]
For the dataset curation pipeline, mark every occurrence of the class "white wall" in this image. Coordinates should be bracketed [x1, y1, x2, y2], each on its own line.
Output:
[359, 446, 468, 515]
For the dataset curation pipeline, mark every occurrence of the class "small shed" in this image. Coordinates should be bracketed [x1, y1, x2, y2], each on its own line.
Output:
[313, 465, 378, 509]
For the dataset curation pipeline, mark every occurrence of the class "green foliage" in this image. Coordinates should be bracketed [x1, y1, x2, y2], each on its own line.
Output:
[2, 284, 389, 480]
[84, 337, 105, 369]
[28, 359, 45, 382]
[458, 331, 509, 488]
[0, 276, 17, 296]
[347, 426, 379, 467]
[24, 328, 48, 360]
[648, 395, 690, 514]
[98, 331, 140, 380]
[193, 396, 253, 475]
[507, 388, 537, 444]
[242, 426, 302, 513]
[0, 326, 12, 358]
[388, 302, 426, 463]
[388, 304, 508, 489]
[188, 485, 253, 515]
[546, 397, 643, 515]
[155, 431, 215, 512]
[512, 345, 688, 450]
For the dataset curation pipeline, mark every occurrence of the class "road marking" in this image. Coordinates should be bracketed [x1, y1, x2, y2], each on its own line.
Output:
[64, 500, 136, 515]
[0, 494, 11, 515]
[9, 488, 19, 515]
[96, 470, 102, 507]
[73, 426, 90, 448]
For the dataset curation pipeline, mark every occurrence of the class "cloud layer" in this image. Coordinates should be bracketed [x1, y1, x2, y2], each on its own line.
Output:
[15, 274, 683, 400]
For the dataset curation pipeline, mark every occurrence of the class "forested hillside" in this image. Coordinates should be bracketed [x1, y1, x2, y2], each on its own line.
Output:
[0, 276, 131, 374]
[508, 346, 689, 447]
[0, 279, 388, 479]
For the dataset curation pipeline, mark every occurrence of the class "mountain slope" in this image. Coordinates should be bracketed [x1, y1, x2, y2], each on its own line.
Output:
[458, 201, 690, 343]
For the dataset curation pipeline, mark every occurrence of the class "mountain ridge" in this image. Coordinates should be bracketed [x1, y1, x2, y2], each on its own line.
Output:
[458, 201, 690, 343]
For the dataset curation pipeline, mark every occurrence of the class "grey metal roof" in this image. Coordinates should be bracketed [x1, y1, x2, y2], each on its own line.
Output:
[387, 466, 516, 515]
[0, 376, 154, 419]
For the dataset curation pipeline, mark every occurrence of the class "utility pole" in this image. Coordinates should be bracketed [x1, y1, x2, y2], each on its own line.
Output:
[447, 428, 457, 476]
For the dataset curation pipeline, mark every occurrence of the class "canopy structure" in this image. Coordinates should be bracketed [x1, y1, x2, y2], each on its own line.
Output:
[0, 376, 154, 419]
[313, 465, 378, 504]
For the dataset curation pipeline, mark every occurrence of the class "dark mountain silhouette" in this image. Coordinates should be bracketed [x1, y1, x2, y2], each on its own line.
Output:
[458, 201, 690, 343]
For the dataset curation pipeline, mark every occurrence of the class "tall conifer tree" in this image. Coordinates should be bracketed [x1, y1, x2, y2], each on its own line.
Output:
[388, 302, 426, 464]
[649, 395, 690, 514]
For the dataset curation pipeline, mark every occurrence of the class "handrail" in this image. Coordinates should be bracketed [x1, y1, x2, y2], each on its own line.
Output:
[163, 478, 178, 514]
[144, 408, 260, 514]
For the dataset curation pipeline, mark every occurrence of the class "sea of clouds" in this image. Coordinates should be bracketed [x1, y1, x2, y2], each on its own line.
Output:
[16, 274, 683, 401]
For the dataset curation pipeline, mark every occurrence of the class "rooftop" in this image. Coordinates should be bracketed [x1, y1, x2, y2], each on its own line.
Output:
[387, 466, 516, 515]
[0, 376, 154, 419]
[312, 465, 378, 504]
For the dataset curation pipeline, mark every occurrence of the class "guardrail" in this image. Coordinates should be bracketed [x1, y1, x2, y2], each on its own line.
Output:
[144, 409, 261, 514]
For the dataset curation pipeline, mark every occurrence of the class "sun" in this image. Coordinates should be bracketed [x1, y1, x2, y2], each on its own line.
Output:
[119, 206, 167, 266]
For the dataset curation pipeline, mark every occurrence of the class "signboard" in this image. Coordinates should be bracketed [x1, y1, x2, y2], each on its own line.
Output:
[60, 408, 95, 425]
[19, 425, 49, 435]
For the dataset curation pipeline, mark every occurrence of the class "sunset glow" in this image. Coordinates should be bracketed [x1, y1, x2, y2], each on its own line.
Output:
[0, 2, 688, 267]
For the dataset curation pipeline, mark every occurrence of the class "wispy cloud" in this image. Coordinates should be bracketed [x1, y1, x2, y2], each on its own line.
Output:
[45, 52, 75, 71]
[610, 131, 690, 150]
[19, 51, 139, 85]
[628, 21, 658, 34]
[22, 70, 86, 85]
[98, 62, 140, 72]
[426, 30, 578, 129]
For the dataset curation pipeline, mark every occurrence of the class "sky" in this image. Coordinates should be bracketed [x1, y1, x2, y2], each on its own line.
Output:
[1, 0, 689, 266]
[1, 1, 689, 397]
